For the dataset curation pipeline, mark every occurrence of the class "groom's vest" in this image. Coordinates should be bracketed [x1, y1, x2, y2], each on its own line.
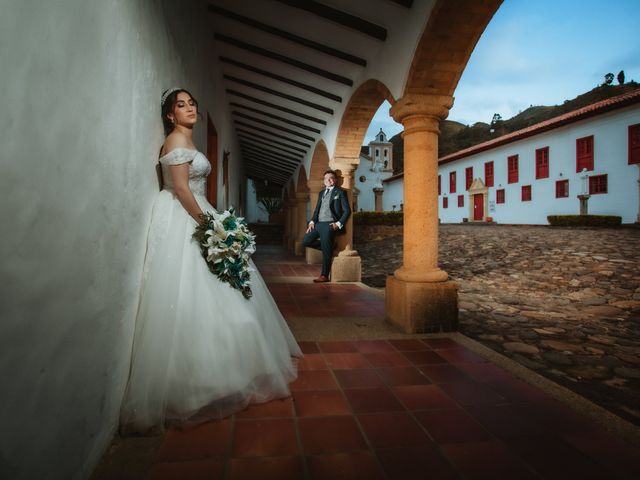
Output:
[318, 189, 334, 222]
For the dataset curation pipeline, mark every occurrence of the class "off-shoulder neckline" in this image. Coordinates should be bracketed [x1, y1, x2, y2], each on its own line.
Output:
[159, 147, 199, 161]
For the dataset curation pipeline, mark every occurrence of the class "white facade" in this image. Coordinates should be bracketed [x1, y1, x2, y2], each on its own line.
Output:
[354, 129, 394, 211]
[383, 97, 640, 224]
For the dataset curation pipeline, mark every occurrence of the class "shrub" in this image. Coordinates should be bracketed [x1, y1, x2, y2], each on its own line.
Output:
[547, 215, 622, 227]
[354, 211, 403, 226]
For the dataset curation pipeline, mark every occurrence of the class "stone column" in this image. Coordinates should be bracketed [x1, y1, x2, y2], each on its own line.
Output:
[287, 194, 297, 252]
[294, 191, 310, 255]
[386, 94, 458, 333]
[329, 158, 361, 282]
[306, 179, 324, 265]
[283, 198, 293, 249]
[374, 187, 384, 212]
[578, 194, 590, 215]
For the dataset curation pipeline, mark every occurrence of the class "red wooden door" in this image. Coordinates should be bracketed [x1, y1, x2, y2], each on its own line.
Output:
[473, 194, 484, 220]
[206, 115, 218, 208]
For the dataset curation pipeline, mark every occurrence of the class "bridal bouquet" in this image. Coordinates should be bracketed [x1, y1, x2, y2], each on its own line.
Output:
[193, 208, 256, 299]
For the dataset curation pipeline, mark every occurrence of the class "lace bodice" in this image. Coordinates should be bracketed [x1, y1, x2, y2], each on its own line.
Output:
[159, 148, 211, 196]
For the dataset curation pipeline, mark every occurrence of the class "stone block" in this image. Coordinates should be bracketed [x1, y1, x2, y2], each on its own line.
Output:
[331, 254, 362, 282]
[385, 276, 458, 333]
[305, 248, 322, 265]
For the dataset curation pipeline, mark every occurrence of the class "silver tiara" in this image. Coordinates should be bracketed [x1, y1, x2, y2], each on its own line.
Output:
[161, 87, 182, 106]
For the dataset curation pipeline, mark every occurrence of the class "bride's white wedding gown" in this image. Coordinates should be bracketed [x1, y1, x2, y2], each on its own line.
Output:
[120, 148, 301, 433]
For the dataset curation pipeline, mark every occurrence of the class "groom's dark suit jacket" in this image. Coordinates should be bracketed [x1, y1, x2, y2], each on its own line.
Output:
[311, 186, 351, 235]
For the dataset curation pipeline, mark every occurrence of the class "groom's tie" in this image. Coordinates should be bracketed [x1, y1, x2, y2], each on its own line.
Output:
[323, 188, 329, 198]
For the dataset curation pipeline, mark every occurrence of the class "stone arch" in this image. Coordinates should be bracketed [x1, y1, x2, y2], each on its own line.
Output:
[333, 79, 395, 163]
[295, 165, 309, 194]
[404, 0, 502, 97]
[308, 140, 330, 190]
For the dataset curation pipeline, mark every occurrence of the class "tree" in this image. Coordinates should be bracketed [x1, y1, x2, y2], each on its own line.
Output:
[490, 113, 503, 125]
[617, 70, 625, 85]
[604, 72, 614, 85]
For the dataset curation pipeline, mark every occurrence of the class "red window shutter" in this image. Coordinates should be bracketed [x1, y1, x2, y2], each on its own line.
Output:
[555, 180, 569, 198]
[465, 167, 473, 190]
[508, 155, 519, 183]
[630, 124, 640, 165]
[457, 195, 464, 207]
[449, 171, 456, 193]
[438, 175, 441, 195]
[443, 197, 448, 208]
[536, 147, 549, 179]
[589, 174, 607, 194]
[576, 136, 594, 172]
[496, 189, 505, 204]
[522, 185, 532, 201]
[484, 161, 494, 187]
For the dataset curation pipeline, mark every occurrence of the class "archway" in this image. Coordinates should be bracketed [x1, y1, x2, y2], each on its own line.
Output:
[293, 166, 310, 255]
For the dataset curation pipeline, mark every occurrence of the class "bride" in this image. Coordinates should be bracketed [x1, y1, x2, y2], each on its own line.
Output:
[120, 88, 302, 433]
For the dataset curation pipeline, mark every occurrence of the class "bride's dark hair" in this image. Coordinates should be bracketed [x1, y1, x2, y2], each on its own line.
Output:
[161, 88, 199, 136]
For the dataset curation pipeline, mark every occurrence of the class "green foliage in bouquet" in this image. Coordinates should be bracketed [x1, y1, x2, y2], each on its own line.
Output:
[193, 209, 257, 299]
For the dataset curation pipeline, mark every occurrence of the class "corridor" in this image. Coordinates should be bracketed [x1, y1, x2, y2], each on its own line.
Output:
[92, 247, 640, 479]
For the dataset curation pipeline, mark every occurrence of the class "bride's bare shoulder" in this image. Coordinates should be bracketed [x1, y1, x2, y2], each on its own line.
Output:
[160, 132, 194, 156]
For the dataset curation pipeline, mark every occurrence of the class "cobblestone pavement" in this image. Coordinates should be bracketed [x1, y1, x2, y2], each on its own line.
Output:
[356, 225, 640, 427]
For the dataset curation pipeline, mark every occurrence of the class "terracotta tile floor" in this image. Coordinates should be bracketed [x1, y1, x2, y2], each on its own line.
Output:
[99, 247, 640, 479]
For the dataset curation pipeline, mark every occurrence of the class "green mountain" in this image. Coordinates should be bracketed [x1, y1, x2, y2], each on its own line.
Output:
[390, 82, 639, 174]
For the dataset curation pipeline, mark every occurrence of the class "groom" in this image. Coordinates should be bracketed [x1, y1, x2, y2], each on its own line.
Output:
[303, 169, 351, 283]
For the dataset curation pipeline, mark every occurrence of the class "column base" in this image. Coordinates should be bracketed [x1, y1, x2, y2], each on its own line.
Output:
[385, 275, 458, 333]
[331, 252, 362, 282]
[305, 248, 322, 265]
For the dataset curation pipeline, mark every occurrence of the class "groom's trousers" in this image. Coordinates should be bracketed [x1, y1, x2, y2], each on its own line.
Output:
[302, 221, 336, 277]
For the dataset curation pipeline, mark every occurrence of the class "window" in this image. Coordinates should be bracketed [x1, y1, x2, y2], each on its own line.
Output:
[508, 155, 519, 183]
[449, 171, 456, 193]
[521, 185, 532, 201]
[443, 197, 448, 208]
[536, 147, 549, 179]
[555, 180, 569, 198]
[438, 175, 441, 195]
[589, 174, 607, 194]
[465, 166, 473, 190]
[384, 148, 388, 158]
[457, 195, 464, 207]
[496, 189, 505, 204]
[484, 161, 494, 187]
[375, 149, 380, 157]
[630, 124, 640, 165]
[359, 175, 366, 183]
[576, 135, 594, 172]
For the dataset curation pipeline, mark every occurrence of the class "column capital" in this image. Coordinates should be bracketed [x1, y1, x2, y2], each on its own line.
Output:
[330, 156, 359, 174]
[390, 94, 453, 125]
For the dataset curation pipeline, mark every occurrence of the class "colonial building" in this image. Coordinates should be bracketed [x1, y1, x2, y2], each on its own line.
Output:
[383, 89, 640, 224]
[353, 128, 395, 211]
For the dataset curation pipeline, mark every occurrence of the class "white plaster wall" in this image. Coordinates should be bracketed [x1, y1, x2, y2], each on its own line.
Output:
[0, 1, 238, 478]
[354, 156, 393, 211]
[245, 179, 270, 223]
[437, 105, 640, 224]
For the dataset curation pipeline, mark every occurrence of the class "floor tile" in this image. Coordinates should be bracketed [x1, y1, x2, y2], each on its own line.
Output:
[562, 430, 640, 477]
[333, 369, 385, 389]
[515, 398, 601, 435]
[298, 354, 328, 371]
[298, 341, 320, 354]
[441, 440, 537, 480]
[509, 435, 610, 479]
[376, 366, 431, 386]
[376, 446, 459, 480]
[357, 412, 430, 448]
[414, 409, 492, 444]
[402, 350, 447, 365]
[389, 339, 432, 351]
[466, 404, 544, 438]
[363, 351, 412, 368]
[228, 456, 305, 480]
[439, 381, 506, 406]
[306, 451, 387, 480]
[419, 364, 471, 384]
[392, 384, 459, 411]
[293, 390, 351, 417]
[235, 398, 294, 419]
[318, 341, 358, 353]
[436, 346, 487, 364]
[290, 370, 338, 391]
[232, 418, 298, 457]
[298, 416, 368, 454]
[157, 420, 231, 462]
[149, 458, 224, 480]
[352, 340, 395, 353]
[343, 387, 404, 413]
[324, 353, 372, 370]
[422, 338, 460, 349]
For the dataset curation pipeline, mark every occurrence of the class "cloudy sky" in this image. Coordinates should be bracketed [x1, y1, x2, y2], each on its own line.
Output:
[365, 0, 640, 142]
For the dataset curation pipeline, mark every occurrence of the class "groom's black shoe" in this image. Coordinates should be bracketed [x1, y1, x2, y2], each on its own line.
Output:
[313, 275, 330, 283]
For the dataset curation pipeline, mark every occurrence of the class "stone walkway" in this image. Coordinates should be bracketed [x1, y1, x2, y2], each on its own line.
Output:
[356, 225, 640, 427]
